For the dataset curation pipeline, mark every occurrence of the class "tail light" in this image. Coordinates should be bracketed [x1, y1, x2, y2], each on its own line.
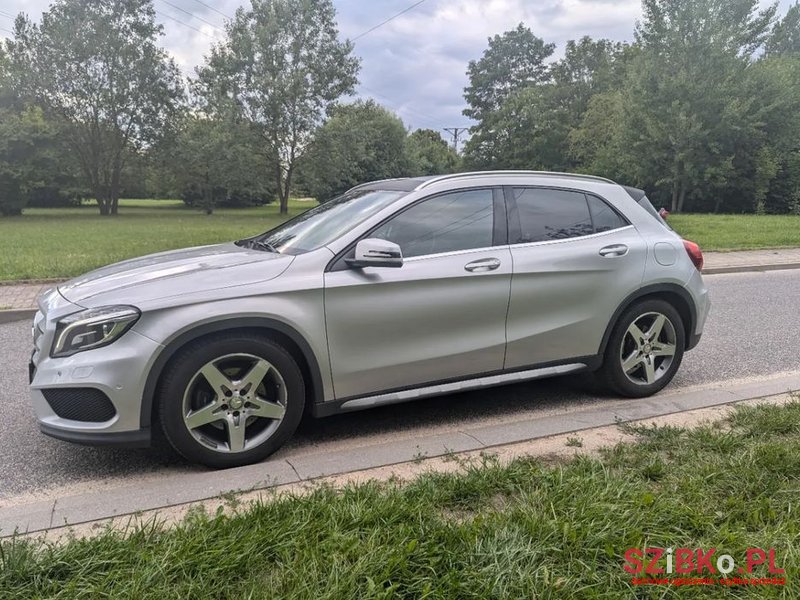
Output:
[683, 239, 704, 272]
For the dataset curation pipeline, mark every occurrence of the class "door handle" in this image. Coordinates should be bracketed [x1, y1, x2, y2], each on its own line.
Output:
[465, 258, 501, 272]
[599, 244, 629, 258]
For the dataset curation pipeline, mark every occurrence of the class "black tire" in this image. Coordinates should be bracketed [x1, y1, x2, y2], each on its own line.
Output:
[158, 333, 305, 469]
[599, 299, 685, 398]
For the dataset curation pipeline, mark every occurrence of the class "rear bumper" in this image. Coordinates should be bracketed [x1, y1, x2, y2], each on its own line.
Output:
[40, 423, 151, 448]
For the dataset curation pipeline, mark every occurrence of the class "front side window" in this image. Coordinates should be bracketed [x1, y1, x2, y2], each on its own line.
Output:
[371, 189, 495, 258]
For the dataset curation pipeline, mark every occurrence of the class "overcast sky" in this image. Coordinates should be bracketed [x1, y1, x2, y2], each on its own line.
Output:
[1, 0, 795, 137]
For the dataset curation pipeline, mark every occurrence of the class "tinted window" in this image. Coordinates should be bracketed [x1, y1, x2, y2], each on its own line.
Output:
[512, 188, 593, 243]
[372, 189, 494, 258]
[587, 195, 628, 232]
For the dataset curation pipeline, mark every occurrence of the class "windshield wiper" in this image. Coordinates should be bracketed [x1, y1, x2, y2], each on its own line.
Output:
[236, 239, 279, 253]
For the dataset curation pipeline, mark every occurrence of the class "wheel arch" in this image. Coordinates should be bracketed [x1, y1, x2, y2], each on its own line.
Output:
[598, 283, 697, 357]
[140, 318, 325, 428]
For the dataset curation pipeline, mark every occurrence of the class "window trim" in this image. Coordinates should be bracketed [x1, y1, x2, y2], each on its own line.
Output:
[503, 185, 630, 247]
[326, 186, 507, 272]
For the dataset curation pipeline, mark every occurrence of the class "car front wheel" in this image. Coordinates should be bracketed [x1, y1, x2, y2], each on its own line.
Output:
[158, 333, 304, 468]
[600, 299, 685, 398]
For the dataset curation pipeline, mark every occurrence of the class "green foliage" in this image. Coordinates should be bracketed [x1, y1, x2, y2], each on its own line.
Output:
[766, 2, 800, 57]
[404, 129, 460, 176]
[165, 117, 276, 213]
[298, 100, 408, 201]
[463, 23, 555, 123]
[10, 0, 183, 216]
[2, 401, 800, 597]
[463, 0, 800, 214]
[197, 0, 359, 214]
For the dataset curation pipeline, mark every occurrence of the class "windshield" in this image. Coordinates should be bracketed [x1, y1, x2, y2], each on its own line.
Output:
[240, 190, 407, 255]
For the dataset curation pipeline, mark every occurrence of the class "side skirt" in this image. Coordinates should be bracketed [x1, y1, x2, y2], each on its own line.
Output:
[313, 360, 594, 418]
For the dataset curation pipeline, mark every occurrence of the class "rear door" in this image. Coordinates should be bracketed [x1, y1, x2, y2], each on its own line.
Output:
[504, 186, 647, 369]
[324, 187, 512, 399]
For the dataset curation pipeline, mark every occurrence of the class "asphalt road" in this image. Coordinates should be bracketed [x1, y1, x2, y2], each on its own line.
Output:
[1, 269, 799, 501]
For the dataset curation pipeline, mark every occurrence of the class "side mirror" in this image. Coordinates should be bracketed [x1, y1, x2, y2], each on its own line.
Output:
[346, 238, 403, 269]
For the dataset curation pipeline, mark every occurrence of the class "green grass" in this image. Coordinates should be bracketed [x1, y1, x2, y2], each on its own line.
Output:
[1, 203, 799, 281]
[2, 400, 799, 598]
[669, 213, 800, 251]
[0, 199, 316, 281]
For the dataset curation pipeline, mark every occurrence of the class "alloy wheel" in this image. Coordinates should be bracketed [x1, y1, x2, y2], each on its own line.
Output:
[181, 353, 287, 453]
[619, 312, 677, 386]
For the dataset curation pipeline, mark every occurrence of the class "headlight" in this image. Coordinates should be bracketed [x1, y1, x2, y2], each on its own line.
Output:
[51, 306, 141, 358]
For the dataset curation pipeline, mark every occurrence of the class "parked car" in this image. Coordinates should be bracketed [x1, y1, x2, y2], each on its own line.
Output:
[29, 171, 710, 468]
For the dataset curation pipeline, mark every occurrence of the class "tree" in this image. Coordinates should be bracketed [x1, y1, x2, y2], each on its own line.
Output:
[404, 129, 460, 176]
[298, 100, 407, 201]
[0, 45, 72, 215]
[766, 2, 800, 57]
[167, 116, 276, 213]
[11, 0, 183, 216]
[197, 0, 359, 214]
[617, 0, 778, 212]
[463, 24, 555, 123]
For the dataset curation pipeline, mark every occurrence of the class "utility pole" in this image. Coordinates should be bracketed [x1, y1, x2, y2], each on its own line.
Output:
[443, 127, 468, 154]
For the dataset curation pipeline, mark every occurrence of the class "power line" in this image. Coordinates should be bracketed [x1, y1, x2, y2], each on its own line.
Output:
[0, 10, 15, 19]
[0, 27, 13, 36]
[159, 0, 224, 31]
[187, 0, 234, 20]
[352, 0, 429, 42]
[155, 8, 217, 39]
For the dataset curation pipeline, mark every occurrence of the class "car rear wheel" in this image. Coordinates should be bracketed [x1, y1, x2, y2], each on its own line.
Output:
[158, 333, 304, 468]
[600, 299, 685, 398]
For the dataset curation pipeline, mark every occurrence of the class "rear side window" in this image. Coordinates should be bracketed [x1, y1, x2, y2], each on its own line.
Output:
[512, 188, 593, 243]
[587, 194, 629, 232]
[511, 188, 628, 244]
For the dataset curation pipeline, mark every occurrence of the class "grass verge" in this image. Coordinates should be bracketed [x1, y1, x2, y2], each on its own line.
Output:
[2, 400, 798, 598]
[0, 199, 314, 281]
[669, 213, 800, 251]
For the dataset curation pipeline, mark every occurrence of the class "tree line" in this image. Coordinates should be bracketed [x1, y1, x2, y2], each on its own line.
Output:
[1, 0, 799, 217]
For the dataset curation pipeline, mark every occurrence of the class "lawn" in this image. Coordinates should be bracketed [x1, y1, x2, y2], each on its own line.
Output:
[1, 202, 799, 281]
[0, 199, 315, 281]
[668, 213, 800, 251]
[1, 400, 798, 598]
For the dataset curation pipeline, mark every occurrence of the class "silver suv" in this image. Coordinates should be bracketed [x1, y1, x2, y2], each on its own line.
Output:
[29, 171, 710, 468]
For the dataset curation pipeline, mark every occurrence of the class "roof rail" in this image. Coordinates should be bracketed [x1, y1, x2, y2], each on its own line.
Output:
[415, 170, 616, 190]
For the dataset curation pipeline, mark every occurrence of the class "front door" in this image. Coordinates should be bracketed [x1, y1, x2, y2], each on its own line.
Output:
[324, 187, 512, 399]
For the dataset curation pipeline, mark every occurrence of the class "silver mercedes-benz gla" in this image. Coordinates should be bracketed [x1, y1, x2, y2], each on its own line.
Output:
[29, 171, 710, 468]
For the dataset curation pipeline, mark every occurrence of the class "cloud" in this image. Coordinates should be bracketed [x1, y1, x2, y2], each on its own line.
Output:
[2, 0, 795, 135]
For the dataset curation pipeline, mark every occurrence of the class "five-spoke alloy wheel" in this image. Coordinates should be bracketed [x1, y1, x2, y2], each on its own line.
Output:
[159, 334, 304, 468]
[600, 299, 685, 397]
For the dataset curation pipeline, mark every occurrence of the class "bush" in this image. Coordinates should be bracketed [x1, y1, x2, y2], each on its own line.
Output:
[26, 186, 82, 208]
[181, 185, 274, 210]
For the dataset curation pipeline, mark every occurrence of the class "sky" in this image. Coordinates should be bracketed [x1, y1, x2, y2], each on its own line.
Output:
[1, 0, 795, 140]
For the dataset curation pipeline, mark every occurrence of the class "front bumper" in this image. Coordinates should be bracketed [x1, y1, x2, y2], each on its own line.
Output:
[30, 317, 163, 446]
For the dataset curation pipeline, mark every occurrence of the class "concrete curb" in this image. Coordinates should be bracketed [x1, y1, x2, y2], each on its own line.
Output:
[703, 262, 800, 275]
[2, 370, 798, 536]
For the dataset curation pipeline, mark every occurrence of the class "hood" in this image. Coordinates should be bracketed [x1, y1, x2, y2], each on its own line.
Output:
[59, 243, 293, 307]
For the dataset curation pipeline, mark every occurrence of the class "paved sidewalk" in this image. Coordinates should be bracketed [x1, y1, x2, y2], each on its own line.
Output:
[1, 248, 799, 315]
